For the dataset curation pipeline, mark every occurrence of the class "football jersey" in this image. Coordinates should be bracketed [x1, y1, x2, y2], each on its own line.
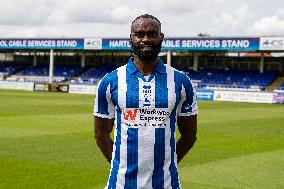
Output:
[94, 58, 198, 189]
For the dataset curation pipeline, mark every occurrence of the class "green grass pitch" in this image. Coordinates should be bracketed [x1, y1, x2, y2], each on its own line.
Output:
[0, 89, 283, 189]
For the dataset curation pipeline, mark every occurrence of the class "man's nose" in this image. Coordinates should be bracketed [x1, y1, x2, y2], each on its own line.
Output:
[141, 35, 151, 43]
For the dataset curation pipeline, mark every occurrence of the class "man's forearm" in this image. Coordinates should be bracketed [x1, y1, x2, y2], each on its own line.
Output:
[94, 117, 115, 163]
[95, 135, 114, 163]
[176, 134, 197, 163]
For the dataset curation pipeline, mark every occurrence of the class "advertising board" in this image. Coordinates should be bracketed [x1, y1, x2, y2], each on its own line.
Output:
[0, 39, 84, 49]
[214, 90, 274, 103]
[102, 37, 259, 51]
[196, 90, 214, 100]
[0, 81, 34, 91]
[69, 85, 97, 94]
[260, 37, 284, 50]
[34, 83, 69, 92]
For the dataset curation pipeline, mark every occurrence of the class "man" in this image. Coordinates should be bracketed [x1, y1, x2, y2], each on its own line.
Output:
[94, 14, 198, 189]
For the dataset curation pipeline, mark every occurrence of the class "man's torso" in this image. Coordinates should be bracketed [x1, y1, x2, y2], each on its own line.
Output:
[95, 59, 197, 189]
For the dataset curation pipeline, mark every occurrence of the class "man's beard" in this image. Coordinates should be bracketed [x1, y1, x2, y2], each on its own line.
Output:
[131, 41, 162, 62]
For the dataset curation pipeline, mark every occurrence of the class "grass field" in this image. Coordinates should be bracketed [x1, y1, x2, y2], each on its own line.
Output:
[0, 89, 283, 189]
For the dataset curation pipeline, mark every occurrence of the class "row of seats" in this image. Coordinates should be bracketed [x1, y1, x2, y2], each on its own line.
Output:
[0, 64, 26, 75]
[183, 69, 278, 91]
[17, 64, 85, 79]
[0, 64, 86, 82]
[71, 66, 116, 85]
[0, 63, 280, 92]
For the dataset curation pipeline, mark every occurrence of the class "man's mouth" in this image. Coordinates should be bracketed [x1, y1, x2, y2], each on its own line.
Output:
[140, 45, 153, 50]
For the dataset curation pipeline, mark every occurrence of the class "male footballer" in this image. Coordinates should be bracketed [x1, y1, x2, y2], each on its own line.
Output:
[94, 14, 198, 189]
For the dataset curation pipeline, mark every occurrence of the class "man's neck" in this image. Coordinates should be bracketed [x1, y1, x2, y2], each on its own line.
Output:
[133, 56, 158, 76]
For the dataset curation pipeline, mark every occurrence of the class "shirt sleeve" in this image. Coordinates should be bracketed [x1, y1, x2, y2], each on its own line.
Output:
[93, 74, 115, 119]
[177, 75, 198, 116]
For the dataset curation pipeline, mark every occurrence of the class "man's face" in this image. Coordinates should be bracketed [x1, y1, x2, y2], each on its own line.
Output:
[130, 18, 164, 62]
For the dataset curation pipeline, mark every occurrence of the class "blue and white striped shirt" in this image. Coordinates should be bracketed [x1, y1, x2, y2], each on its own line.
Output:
[94, 58, 198, 189]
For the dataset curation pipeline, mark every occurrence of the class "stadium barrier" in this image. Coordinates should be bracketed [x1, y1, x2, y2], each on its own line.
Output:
[213, 90, 274, 103]
[273, 93, 284, 104]
[196, 89, 284, 104]
[0, 81, 282, 104]
[34, 83, 69, 93]
[69, 84, 97, 94]
[6, 75, 66, 83]
[196, 89, 214, 100]
[0, 81, 34, 91]
[34, 83, 49, 91]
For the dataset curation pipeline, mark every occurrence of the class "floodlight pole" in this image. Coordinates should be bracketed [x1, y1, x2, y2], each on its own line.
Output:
[49, 49, 54, 83]
[167, 50, 171, 66]
[81, 53, 86, 68]
[33, 52, 37, 66]
[193, 52, 198, 71]
[260, 52, 264, 73]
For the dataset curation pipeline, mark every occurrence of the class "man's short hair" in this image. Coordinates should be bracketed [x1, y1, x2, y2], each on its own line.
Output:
[131, 14, 161, 27]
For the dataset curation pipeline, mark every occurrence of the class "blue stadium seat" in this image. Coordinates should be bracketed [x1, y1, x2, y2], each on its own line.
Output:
[184, 69, 278, 91]
[16, 64, 85, 81]
[0, 64, 27, 75]
[71, 65, 117, 85]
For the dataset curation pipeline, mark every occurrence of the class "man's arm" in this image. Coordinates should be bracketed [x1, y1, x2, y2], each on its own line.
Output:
[94, 116, 115, 163]
[176, 114, 197, 163]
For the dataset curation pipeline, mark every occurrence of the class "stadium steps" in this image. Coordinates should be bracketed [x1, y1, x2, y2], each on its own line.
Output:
[13, 65, 33, 75]
[74, 67, 95, 78]
[66, 67, 94, 82]
[266, 76, 284, 91]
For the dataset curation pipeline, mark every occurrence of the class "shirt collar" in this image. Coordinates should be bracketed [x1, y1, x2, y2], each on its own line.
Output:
[127, 57, 166, 75]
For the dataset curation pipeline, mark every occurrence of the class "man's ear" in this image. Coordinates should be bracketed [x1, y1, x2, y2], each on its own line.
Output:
[160, 33, 164, 39]
[129, 34, 133, 42]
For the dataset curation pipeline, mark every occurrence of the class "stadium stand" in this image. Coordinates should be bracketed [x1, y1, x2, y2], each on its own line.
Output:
[6, 64, 85, 83]
[0, 60, 280, 92]
[183, 69, 278, 91]
[71, 65, 116, 85]
[0, 63, 27, 77]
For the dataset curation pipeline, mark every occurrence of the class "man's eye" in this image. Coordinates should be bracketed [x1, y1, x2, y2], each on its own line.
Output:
[135, 32, 144, 38]
[134, 32, 158, 38]
[149, 32, 158, 38]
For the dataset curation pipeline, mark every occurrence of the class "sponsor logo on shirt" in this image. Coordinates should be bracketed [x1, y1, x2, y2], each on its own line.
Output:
[184, 102, 196, 111]
[122, 108, 170, 127]
[123, 108, 138, 120]
[184, 104, 191, 110]
[142, 85, 152, 107]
